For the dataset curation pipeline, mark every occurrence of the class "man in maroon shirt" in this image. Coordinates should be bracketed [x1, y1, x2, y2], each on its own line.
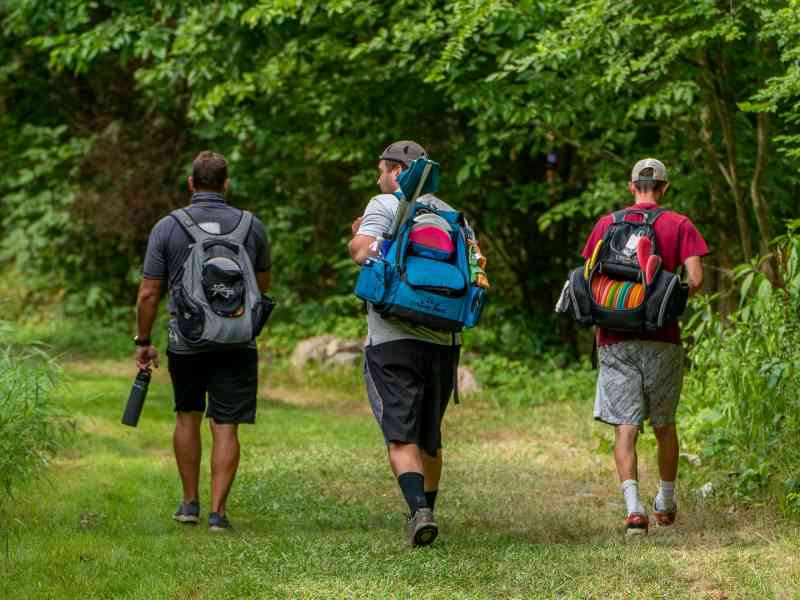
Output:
[581, 158, 708, 535]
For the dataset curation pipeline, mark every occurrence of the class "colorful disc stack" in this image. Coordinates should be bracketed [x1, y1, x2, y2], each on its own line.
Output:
[591, 274, 644, 310]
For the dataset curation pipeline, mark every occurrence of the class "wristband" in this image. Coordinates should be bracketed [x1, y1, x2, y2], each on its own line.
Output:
[134, 336, 151, 347]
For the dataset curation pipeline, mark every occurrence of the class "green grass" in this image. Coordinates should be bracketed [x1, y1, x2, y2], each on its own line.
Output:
[4, 317, 135, 360]
[3, 359, 799, 599]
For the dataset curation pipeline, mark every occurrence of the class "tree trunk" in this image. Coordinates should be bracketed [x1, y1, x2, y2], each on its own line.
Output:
[750, 113, 773, 246]
[698, 53, 755, 261]
[749, 112, 781, 286]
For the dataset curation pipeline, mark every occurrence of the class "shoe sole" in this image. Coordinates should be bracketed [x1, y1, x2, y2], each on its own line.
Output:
[208, 525, 229, 532]
[413, 524, 438, 547]
[173, 515, 199, 524]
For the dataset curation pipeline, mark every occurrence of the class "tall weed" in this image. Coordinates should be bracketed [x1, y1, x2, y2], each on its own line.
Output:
[683, 224, 800, 511]
[0, 323, 72, 556]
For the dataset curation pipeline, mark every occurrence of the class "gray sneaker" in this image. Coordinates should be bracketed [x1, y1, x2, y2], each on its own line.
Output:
[173, 500, 200, 524]
[208, 512, 230, 532]
[406, 508, 438, 547]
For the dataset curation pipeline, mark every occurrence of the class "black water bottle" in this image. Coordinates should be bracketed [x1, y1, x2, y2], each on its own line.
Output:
[122, 368, 151, 427]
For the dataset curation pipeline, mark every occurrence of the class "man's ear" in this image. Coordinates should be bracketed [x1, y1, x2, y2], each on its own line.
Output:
[628, 181, 636, 196]
[662, 182, 671, 195]
[188, 176, 195, 193]
[223, 178, 230, 193]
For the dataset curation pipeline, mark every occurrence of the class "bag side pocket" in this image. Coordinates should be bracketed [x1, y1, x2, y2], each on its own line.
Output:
[569, 268, 594, 327]
[251, 294, 276, 339]
[645, 270, 681, 331]
[354, 258, 388, 304]
[463, 285, 487, 328]
[173, 286, 205, 343]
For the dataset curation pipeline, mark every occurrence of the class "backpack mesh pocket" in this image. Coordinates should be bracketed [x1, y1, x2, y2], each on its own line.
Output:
[173, 286, 205, 342]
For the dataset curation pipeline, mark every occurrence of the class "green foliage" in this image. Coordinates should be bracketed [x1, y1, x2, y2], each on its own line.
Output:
[4, 314, 135, 360]
[264, 298, 366, 360]
[464, 302, 571, 359]
[6, 0, 800, 333]
[472, 353, 595, 407]
[682, 224, 800, 511]
[0, 324, 71, 514]
[752, 0, 800, 160]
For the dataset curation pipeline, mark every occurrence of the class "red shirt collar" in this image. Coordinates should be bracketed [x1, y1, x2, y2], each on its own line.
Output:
[631, 201, 660, 210]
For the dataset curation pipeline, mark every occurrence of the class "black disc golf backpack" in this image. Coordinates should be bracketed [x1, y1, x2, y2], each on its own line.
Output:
[556, 207, 689, 332]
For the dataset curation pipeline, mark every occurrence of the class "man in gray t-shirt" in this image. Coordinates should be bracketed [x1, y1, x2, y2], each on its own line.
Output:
[135, 151, 271, 531]
[356, 192, 457, 347]
[142, 191, 270, 354]
[348, 140, 460, 548]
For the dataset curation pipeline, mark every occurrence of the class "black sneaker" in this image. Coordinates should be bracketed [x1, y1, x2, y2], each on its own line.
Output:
[208, 512, 230, 532]
[406, 508, 438, 547]
[173, 500, 200, 524]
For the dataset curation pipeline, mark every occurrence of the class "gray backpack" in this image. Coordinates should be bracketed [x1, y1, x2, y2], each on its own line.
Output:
[170, 208, 271, 347]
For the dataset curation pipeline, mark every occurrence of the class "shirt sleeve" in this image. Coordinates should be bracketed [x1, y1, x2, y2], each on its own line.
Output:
[581, 217, 610, 259]
[251, 216, 272, 272]
[357, 195, 396, 239]
[678, 218, 710, 264]
[141, 218, 169, 279]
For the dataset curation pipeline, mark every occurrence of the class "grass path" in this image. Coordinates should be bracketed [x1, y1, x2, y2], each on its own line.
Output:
[3, 359, 799, 599]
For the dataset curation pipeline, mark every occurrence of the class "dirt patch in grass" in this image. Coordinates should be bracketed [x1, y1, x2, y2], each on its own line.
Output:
[64, 358, 173, 385]
[259, 385, 371, 415]
[64, 359, 135, 379]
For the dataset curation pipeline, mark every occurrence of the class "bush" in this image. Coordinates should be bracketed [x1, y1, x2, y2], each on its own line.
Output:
[471, 353, 595, 407]
[682, 225, 800, 512]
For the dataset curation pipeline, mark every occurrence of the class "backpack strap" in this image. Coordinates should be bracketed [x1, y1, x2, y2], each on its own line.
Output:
[170, 208, 254, 246]
[645, 207, 667, 226]
[227, 210, 254, 245]
[170, 208, 213, 244]
[611, 210, 629, 224]
[452, 334, 460, 405]
[612, 207, 666, 226]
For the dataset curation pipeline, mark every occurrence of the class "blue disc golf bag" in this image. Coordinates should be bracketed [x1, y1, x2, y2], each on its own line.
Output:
[355, 202, 486, 332]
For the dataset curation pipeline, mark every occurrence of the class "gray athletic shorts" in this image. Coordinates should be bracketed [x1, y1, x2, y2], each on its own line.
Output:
[594, 341, 684, 427]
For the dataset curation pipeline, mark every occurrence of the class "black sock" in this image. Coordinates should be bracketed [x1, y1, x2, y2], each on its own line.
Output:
[398, 472, 428, 515]
[425, 490, 438, 511]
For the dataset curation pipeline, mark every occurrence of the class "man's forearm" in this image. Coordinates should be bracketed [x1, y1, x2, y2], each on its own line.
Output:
[684, 258, 704, 296]
[136, 297, 159, 339]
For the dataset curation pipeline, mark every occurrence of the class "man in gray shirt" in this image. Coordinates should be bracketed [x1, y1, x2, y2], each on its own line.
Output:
[349, 141, 460, 547]
[136, 151, 271, 531]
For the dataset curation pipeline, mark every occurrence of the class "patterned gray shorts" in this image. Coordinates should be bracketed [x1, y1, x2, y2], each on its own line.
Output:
[594, 341, 684, 427]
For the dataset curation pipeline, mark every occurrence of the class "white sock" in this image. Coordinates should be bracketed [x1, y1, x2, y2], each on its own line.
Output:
[655, 480, 676, 511]
[621, 479, 645, 516]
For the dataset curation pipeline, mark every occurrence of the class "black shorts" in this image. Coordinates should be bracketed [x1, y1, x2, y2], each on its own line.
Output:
[364, 339, 459, 457]
[167, 348, 258, 424]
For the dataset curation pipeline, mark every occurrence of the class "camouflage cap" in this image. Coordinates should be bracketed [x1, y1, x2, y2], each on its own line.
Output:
[379, 140, 427, 167]
[631, 158, 668, 182]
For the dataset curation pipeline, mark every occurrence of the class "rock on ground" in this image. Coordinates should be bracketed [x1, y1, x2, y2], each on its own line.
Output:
[291, 338, 484, 390]
[290, 335, 339, 369]
[291, 336, 364, 369]
[457, 365, 481, 396]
